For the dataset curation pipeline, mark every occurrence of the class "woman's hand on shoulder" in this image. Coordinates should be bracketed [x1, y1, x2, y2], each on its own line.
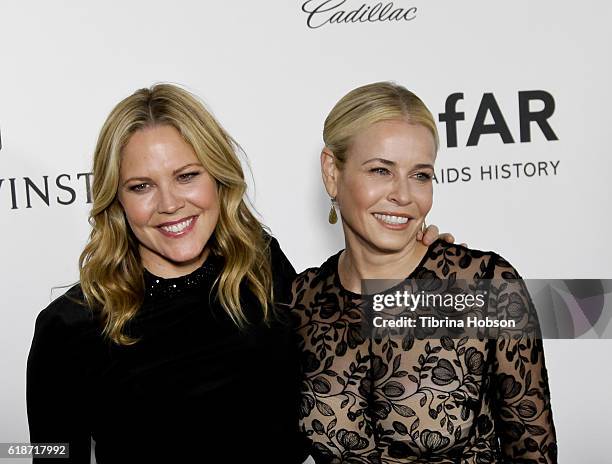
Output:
[417, 224, 466, 246]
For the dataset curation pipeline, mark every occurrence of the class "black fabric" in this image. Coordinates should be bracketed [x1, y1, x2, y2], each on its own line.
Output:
[27, 236, 307, 464]
[291, 240, 557, 464]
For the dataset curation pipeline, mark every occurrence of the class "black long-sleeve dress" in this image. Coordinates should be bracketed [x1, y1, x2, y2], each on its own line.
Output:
[291, 239, 557, 463]
[27, 237, 306, 463]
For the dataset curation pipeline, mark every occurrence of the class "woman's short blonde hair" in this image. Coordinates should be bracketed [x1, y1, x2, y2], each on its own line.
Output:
[79, 84, 273, 345]
[323, 81, 439, 166]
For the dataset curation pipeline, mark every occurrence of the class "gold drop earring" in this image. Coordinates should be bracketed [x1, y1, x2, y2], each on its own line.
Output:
[328, 198, 338, 224]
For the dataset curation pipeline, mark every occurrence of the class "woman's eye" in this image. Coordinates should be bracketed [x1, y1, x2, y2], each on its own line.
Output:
[178, 172, 200, 182]
[370, 167, 391, 175]
[129, 183, 149, 192]
[414, 172, 432, 181]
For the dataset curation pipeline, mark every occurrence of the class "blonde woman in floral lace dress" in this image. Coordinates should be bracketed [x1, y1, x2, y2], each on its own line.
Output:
[291, 82, 557, 464]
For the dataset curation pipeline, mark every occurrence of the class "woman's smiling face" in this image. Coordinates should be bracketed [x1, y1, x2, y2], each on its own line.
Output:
[323, 119, 436, 254]
[117, 124, 220, 277]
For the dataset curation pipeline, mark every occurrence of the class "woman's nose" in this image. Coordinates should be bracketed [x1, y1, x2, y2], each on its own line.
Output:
[157, 185, 184, 214]
[387, 178, 412, 205]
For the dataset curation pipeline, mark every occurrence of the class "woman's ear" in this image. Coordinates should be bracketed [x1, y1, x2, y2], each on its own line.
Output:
[320, 147, 339, 198]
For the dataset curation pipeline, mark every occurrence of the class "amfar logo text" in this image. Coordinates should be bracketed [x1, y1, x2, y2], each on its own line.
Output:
[434, 90, 559, 184]
[438, 90, 558, 148]
[302, 0, 417, 29]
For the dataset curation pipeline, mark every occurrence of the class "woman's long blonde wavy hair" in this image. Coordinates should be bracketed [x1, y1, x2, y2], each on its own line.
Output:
[79, 84, 273, 345]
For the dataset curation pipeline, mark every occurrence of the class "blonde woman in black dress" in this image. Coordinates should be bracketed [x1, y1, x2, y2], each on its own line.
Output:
[291, 82, 557, 463]
[26, 84, 307, 463]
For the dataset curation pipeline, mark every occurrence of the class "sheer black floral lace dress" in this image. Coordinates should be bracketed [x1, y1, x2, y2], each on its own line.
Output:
[290, 240, 557, 464]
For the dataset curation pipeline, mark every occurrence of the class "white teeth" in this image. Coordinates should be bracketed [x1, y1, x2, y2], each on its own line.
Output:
[374, 213, 409, 225]
[161, 217, 194, 234]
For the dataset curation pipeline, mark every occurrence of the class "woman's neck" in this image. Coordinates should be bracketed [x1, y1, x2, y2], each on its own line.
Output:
[338, 238, 429, 294]
[140, 246, 210, 279]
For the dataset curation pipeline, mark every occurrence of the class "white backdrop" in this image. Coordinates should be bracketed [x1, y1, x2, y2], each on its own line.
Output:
[0, 1, 611, 462]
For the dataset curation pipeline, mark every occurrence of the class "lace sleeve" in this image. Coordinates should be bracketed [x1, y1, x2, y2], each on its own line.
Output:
[488, 255, 558, 463]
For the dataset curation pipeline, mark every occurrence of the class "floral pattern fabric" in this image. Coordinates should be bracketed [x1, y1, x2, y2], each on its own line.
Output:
[290, 240, 557, 464]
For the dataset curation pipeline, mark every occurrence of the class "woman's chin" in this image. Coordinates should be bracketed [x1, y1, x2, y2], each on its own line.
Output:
[362, 230, 419, 254]
[366, 238, 417, 254]
[169, 249, 207, 266]
[152, 245, 208, 270]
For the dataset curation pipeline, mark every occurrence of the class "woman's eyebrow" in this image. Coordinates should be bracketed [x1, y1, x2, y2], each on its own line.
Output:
[413, 163, 434, 170]
[122, 175, 151, 185]
[362, 157, 395, 166]
[172, 162, 203, 175]
[122, 163, 203, 185]
[361, 158, 434, 171]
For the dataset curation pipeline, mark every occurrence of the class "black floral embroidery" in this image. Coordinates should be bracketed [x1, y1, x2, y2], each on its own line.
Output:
[291, 240, 557, 464]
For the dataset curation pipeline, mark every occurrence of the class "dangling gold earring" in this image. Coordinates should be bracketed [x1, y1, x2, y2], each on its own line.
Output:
[328, 198, 338, 224]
